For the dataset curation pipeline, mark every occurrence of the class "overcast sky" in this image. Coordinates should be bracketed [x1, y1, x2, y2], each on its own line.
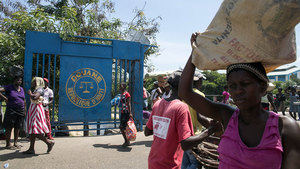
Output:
[112, 0, 300, 74]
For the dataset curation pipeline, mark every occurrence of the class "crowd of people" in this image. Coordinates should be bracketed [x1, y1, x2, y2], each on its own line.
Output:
[221, 84, 300, 120]
[0, 54, 299, 168]
[0, 37, 299, 169]
[0, 76, 55, 154]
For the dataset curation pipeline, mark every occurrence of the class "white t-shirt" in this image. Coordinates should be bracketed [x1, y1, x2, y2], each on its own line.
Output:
[43, 87, 54, 110]
[151, 89, 159, 101]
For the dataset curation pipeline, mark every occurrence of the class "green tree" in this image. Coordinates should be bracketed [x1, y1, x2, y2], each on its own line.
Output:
[0, 0, 161, 84]
[290, 74, 300, 85]
[0, 1, 78, 83]
[28, 0, 160, 69]
[144, 75, 157, 92]
[202, 70, 227, 96]
[282, 80, 297, 90]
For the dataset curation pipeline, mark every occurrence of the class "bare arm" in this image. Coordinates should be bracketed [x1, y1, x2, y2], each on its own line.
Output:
[281, 116, 300, 169]
[127, 97, 132, 116]
[196, 112, 211, 129]
[27, 90, 41, 100]
[48, 97, 53, 105]
[178, 34, 234, 127]
[181, 120, 222, 151]
[43, 97, 53, 107]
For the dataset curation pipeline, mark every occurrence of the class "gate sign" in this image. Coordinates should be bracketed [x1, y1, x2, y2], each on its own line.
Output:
[66, 68, 106, 108]
[59, 55, 112, 122]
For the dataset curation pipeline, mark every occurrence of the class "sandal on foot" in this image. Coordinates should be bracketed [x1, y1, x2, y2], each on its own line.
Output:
[47, 141, 55, 153]
[122, 142, 130, 147]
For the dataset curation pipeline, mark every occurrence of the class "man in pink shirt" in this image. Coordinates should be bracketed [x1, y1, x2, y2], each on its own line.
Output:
[145, 71, 221, 169]
[145, 71, 193, 169]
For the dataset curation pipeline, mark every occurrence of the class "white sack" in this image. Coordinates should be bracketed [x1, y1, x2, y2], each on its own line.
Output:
[192, 0, 300, 73]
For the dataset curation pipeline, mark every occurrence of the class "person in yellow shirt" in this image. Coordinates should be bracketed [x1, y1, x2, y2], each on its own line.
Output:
[182, 73, 212, 169]
[190, 73, 209, 134]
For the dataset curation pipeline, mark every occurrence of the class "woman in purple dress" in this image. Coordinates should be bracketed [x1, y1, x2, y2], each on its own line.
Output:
[0, 76, 25, 149]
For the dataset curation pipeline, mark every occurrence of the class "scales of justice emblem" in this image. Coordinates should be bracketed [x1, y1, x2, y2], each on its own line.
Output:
[66, 68, 106, 108]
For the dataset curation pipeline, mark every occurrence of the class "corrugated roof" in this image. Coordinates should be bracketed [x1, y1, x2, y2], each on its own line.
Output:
[267, 66, 300, 76]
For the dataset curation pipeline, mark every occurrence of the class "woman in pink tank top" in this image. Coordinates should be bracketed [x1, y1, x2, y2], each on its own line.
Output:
[178, 33, 300, 168]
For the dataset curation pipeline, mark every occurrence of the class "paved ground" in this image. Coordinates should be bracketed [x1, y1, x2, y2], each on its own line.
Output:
[0, 132, 152, 169]
[0, 112, 299, 169]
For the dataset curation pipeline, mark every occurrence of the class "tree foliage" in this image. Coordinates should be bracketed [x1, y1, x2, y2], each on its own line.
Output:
[0, 1, 78, 83]
[0, 0, 161, 84]
[143, 71, 227, 99]
[202, 71, 227, 95]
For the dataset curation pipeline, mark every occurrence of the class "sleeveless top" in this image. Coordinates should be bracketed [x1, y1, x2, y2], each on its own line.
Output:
[218, 109, 283, 169]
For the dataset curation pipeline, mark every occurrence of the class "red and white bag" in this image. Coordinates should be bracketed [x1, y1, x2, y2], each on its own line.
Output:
[126, 117, 137, 141]
[192, 0, 299, 73]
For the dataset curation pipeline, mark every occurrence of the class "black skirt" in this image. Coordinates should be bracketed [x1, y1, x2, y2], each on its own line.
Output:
[3, 107, 25, 129]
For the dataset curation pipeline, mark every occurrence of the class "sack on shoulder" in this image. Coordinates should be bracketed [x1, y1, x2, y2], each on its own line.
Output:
[192, 0, 299, 73]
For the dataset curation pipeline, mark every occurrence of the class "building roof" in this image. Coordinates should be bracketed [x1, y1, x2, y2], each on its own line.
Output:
[267, 65, 300, 76]
[147, 69, 205, 76]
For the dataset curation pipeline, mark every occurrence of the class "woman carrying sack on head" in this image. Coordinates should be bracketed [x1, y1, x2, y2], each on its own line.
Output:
[179, 33, 300, 169]
[23, 77, 54, 154]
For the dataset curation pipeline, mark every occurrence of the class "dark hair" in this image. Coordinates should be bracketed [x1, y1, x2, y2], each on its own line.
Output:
[167, 70, 182, 90]
[13, 75, 22, 81]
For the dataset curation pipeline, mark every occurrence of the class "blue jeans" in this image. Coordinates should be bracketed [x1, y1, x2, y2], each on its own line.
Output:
[181, 150, 201, 169]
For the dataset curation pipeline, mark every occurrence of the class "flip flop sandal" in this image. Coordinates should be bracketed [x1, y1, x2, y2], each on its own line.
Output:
[47, 141, 55, 153]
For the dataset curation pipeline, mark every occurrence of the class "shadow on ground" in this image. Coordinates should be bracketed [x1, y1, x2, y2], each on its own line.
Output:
[92, 140, 152, 152]
[130, 140, 152, 147]
[0, 150, 42, 161]
[93, 144, 132, 152]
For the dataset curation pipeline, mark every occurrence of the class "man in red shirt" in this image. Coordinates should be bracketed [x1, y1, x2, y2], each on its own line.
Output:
[119, 82, 132, 147]
[145, 71, 220, 169]
[144, 71, 193, 169]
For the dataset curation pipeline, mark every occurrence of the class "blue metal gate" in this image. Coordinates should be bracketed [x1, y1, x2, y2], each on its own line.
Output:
[24, 31, 149, 133]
